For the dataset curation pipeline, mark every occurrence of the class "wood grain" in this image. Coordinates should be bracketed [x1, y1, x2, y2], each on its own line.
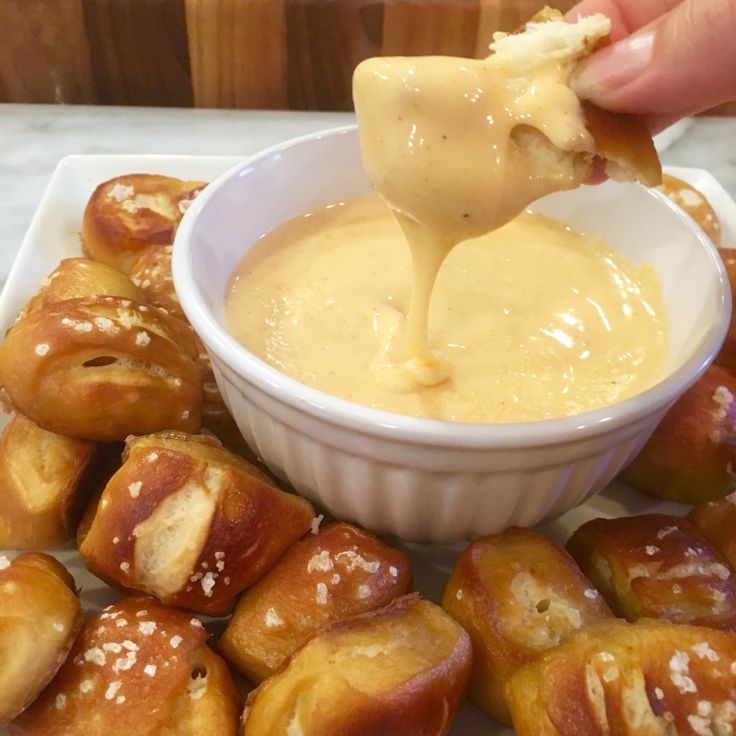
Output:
[285, 0, 382, 110]
[382, 0, 480, 57]
[0, 0, 732, 115]
[186, 0, 288, 109]
[82, 0, 192, 107]
[0, 0, 94, 104]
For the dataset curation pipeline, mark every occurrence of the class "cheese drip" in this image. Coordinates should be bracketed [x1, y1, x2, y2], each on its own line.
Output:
[353, 14, 611, 386]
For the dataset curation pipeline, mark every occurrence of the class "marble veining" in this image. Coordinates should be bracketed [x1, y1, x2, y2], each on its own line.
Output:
[0, 104, 734, 294]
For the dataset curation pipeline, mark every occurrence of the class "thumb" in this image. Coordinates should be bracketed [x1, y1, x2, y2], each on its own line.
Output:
[571, 0, 736, 118]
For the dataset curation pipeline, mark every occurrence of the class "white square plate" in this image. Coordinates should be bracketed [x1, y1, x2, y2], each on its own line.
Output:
[1, 155, 734, 735]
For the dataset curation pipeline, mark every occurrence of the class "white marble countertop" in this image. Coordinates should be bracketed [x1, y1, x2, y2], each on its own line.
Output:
[1, 104, 735, 290]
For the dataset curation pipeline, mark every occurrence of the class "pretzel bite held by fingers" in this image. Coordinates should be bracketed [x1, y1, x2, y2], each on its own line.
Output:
[621, 364, 736, 504]
[10, 596, 239, 736]
[567, 514, 736, 630]
[0, 296, 202, 442]
[441, 527, 613, 724]
[579, 99, 661, 186]
[505, 619, 736, 736]
[81, 174, 206, 274]
[0, 413, 95, 548]
[689, 492, 736, 573]
[0, 553, 82, 726]
[219, 521, 412, 682]
[79, 432, 314, 616]
[242, 594, 471, 736]
[715, 249, 736, 372]
[518, 11, 659, 188]
[657, 174, 722, 245]
[354, 8, 661, 250]
[23, 258, 144, 317]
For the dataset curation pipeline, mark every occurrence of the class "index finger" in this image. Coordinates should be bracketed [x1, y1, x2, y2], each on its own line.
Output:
[566, 0, 685, 40]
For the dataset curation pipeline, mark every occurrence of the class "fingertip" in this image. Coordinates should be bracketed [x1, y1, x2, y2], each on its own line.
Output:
[570, 30, 655, 110]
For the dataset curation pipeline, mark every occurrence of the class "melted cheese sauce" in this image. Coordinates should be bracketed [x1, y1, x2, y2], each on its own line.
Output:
[226, 197, 667, 423]
[353, 50, 593, 241]
[352, 15, 609, 365]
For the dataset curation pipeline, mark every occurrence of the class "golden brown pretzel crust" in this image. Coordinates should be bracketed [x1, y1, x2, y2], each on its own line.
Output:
[11, 596, 240, 736]
[716, 249, 736, 372]
[568, 514, 736, 630]
[0, 413, 95, 548]
[621, 364, 736, 504]
[195, 348, 256, 457]
[0, 296, 202, 441]
[23, 258, 144, 317]
[81, 175, 206, 274]
[505, 619, 736, 735]
[242, 594, 472, 736]
[689, 492, 736, 574]
[582, 101, 662, 187]
[441, 527, 613, 724]
[220, 521, 412, 682]
[129, 245, 184, 319]
[128, 244, 252, 456]
[80, 432, 314, 616]
[658, 174, 722, 245]
[0, 553, 82, 726]
[166, 645, 241, 736]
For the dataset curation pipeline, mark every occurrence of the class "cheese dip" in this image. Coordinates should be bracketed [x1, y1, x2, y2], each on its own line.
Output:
[225, 197, 667, 423]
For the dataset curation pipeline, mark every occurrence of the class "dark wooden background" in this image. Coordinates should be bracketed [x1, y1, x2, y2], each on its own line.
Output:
[1, 0, 734, 114]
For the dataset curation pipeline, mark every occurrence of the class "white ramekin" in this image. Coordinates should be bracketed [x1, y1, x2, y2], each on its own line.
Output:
[173, 125, 730, 543]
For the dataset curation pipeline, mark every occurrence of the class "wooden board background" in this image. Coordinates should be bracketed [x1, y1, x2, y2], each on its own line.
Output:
[0, 0, 734, 114]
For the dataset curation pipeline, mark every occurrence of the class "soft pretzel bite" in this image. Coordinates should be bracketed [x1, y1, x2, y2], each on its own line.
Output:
[79, 432, 314, 616]
[504, 9, 661, 189]
[658, 174, 722, 245]
[715, 249, 736, 372]
[0, 413, 95, 548]
[242, 594, 471, 736]
[621, 364, 736, 504]
[220, 521, 412, 682]
[81, 175, 206, 274]
[129, 245, 184, 319]
[129, 247, 239, 443]
[567, 514, 736, 630]
[74, 443, 124, 548]
[580, 100, 661, 186]
[354, 9, 661, 248]
[128, 245, 251, 456]
[689, 492, 736, 573]
[517, 10, 661, 188]
[441, 528, 613, 723]
[0, 553, 82, 725]
[195, 349, 256, 458]
[10, 596, 239, 736]
[505, 619, 736, 736]
[23, 258, 144, 317]
[0, 296, 202, 441]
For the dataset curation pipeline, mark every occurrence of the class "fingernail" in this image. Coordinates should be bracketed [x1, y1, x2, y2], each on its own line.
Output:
[571, 30, 655, 100]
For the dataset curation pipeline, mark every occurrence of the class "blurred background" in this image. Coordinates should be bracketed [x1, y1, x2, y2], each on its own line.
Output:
[2, 0, 734, 114]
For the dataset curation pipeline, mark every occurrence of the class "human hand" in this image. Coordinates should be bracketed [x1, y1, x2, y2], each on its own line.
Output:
[566, 0, 736, 133]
